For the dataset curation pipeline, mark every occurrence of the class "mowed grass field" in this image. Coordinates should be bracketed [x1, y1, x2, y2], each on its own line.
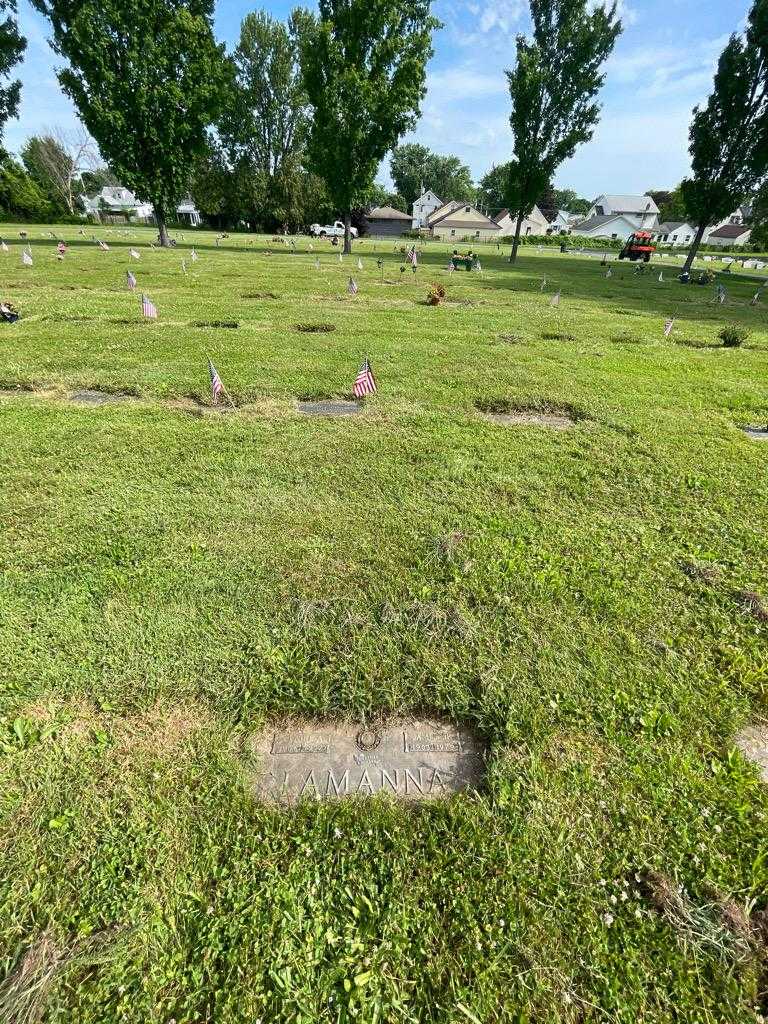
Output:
[1, 224, 767, 1023]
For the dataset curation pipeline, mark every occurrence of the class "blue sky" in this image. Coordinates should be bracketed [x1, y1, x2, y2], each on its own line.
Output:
[5, 0, 753, 200]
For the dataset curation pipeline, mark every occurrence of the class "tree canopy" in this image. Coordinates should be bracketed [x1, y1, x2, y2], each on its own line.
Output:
[0, 0, 26, 147]
[680, 0, 768, 272]
[31, 0, 228, 243]
[390, 142, 474, 209]
[505, 0, 621, 260]
[300, 0, 438, 252]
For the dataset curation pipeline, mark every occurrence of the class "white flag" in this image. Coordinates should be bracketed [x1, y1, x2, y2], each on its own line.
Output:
[357, 257, 363, 270]
[0, 240, 8, 252]
[550, 290, 561, 307]
[191, 249, 198, 262]
[22, 249, 33, 266]
[605, 268, 612, 278]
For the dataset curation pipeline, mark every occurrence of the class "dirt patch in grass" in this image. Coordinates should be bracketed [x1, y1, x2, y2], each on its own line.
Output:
[190, 320, 239, 330]
[736, 724, 768, 783]
[168, 397, 238, 417]
[497, 333, 527, 344]
[735, 589, 768, 623]
[475, 397, 583, 430]
[241, 291, 278, 299]
[541, 331, 575, 342]
[293, 322, 336, 333]
[680, 559, 721, 585]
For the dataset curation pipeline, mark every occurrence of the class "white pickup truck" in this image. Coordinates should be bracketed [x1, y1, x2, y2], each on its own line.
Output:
[309, 219, 358, 238]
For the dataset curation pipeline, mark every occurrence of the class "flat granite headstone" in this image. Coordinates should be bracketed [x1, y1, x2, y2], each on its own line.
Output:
[297, 400, 362, 417]
[744, 426, 768, 442]
[247, 717, 486, 802]
[736, 725, 768, 783]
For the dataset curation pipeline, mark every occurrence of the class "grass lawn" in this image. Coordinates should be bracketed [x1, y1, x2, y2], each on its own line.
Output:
[0, 224, 767, 1023]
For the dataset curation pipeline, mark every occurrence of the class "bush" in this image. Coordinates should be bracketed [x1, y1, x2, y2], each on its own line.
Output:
[427, 283, 446, 306]
[718, 324, 749, 347]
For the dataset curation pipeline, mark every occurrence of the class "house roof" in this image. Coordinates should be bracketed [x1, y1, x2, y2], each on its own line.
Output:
[655, 222, 691, 233]
[594, 194, 660, 214]
[413, 190, 441, 207]
[494, 209, 510, 223]
[709, 223, 751, 239]
[494, 206, 547, 225]
[367, 205, 411, 221]
[430, 203, 500, 230]
[427, 200, 462, 225]
[573, 214, 632, 231]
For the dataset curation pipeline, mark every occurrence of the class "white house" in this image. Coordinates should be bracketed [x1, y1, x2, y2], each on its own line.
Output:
[653, 221, 697, 246]
[703, 207, 752, 243]
[705, 224, 752, 248]
[411, 189, 442, 229]
[428, 202, 501, 242]
[571, 213, 639, 240]
[494, 205, 549, 237]
[81, 185, 201, 225]
[586, 194, 659, 230]
[548, 209, 581, 233]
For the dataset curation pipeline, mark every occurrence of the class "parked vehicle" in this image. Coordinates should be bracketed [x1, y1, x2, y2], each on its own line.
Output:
[309, 220, 358, 239]
[618, 231, 656, 262]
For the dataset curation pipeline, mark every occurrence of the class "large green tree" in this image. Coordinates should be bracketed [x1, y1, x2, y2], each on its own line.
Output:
[748, 179, 768, 248]
[300, 0, 439, 253]
[31, 0, 228, 244]
[552, 187, 589, 215]
[0, 154, 49, 216]
[21, 128, 97, 214]
[679, 0, 768, 275]
[390, 142, 474, 209]
[220, 9, 311, 230]
[0, 0, 25, 147]
[505, 0, 620, 261]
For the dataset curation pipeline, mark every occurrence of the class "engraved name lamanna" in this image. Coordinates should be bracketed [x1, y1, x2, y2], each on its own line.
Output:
[404, 731, 463, 754]
[266, 765, 459, 798]
[271, 734, 330, 755]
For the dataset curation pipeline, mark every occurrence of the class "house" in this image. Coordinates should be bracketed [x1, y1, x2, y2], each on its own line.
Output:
[428, 202, 502, 242]
[585, 194, 659, 230]
[81, 185, 201, 225]
[703, 207, 752, 243]
[548, 209, 580, 233]
[411, 189, 442, 229]
[494, 205, 549, 237]
[364, 205, 412, 237]
[571, 213, 640, 240]
[705, 224, 752, 248]
[653, 222, 697, 246]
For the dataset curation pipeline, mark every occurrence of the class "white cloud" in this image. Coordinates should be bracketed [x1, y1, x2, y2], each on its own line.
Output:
[425, 66, 507, 102]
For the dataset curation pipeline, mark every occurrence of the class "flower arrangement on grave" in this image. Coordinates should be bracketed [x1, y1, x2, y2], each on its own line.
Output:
[427, 283, 446, 306]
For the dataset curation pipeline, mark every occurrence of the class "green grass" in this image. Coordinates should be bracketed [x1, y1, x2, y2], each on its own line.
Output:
[1, 224, 767, 1023]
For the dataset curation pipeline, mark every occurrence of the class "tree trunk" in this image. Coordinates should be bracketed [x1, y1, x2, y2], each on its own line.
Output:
[682, 221, 707, 277]
[343, 210, 352, 255]
[508, 210, 524, 263]
[156, 205, 171, 247]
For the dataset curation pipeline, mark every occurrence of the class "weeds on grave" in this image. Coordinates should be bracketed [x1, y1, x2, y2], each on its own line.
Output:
[719, 324, 749, 348]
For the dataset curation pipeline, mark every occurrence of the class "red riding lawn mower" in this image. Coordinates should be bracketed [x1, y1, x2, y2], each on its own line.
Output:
[618, 231, 656, 262]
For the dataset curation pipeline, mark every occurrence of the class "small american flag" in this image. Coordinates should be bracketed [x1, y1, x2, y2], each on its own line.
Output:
[605, 268, 612, 278]
[717, 285, 726, 304]
[191, 249, 198, 262]
[664, 317, 674, 337]
[447, 261, 454, 273]
[407, 246, 417, 266]
[98, 240, 109, 251]
[1, 240, 8, 252]
[658, 271, 664, 282]
[540, 278, 546, 291]
[130, 248, 140, 260]
[208, 357, 223, 403]
[473, 258, 481, 272]
[549, 290, 561, 307]
[141, 294, 157, 319]
[348, 276, 358, 295]
[22, 248, 32, 266]
[126, 270, 137, 290]
[353, 357, 376, 397]
[751, 291, 761, 307]
[181, 259, 187, 275]
[357, 257, 363, 270]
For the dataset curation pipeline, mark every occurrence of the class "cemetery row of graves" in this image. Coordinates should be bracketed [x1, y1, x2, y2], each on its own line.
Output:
[0, 225, 767, 1021]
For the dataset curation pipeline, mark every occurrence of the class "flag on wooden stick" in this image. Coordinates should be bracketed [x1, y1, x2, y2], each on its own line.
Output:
[357, 257, 363, 270]
[353, 357, 376, 397]
[348, 276, 358, 295]
[98, 240, 109, 251]
[130, 248, 140, 260]
[658, 271, 664, 282]
[22, 248, 32, 266]
[181, 259, 187, 275]
[540, 278, 547, 292]
[407, 246, 418, 267]
[1, 239, 8, 252]
[126, 270, 137, 290]
[208, 357, 223, 403]
[190, 249, 198, 262]
[664, 317, 674, 338]
[605, 268, 612, 278]
[751, 291, 761, 306]
[549, 290, 561, 307]
[141, 294, 157, 319]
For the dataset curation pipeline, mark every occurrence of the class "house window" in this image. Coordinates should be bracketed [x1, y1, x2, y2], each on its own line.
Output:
[684, 235, 691, 242]
[672, 234, 677, 242]
[525, 227, 531, 235]
[465, 206, 471, 212]
[662, 234, 669, 242]
[475, 230, 480, 238]
[611, 233, 617, 239]
[451, 229, 455, 237]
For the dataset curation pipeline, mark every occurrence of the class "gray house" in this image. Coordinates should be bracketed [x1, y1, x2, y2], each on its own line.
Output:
[364, 205, 412, 237]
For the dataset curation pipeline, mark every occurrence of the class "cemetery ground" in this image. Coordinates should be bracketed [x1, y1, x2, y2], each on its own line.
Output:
[1, 225, 767, 1024]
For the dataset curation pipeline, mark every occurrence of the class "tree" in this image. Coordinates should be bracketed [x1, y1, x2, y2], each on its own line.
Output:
[300, 0, 439, 253]
[477, 162, 511, 213]
[504, 0, 621, 261]
[552, 187, 589, 215]
[80, 165, 118, 195]
[219, 9, 311, 231]
[391, 142, 474, 209]
[31, 0, 229, 245]
[647, 185, 689, 225]
[748, 179, 768, 248]
[0, 0, 26, 146]
[21, 127, 98, 214]
[679, 0, 768, 275]
[0, 154, 50, 217]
